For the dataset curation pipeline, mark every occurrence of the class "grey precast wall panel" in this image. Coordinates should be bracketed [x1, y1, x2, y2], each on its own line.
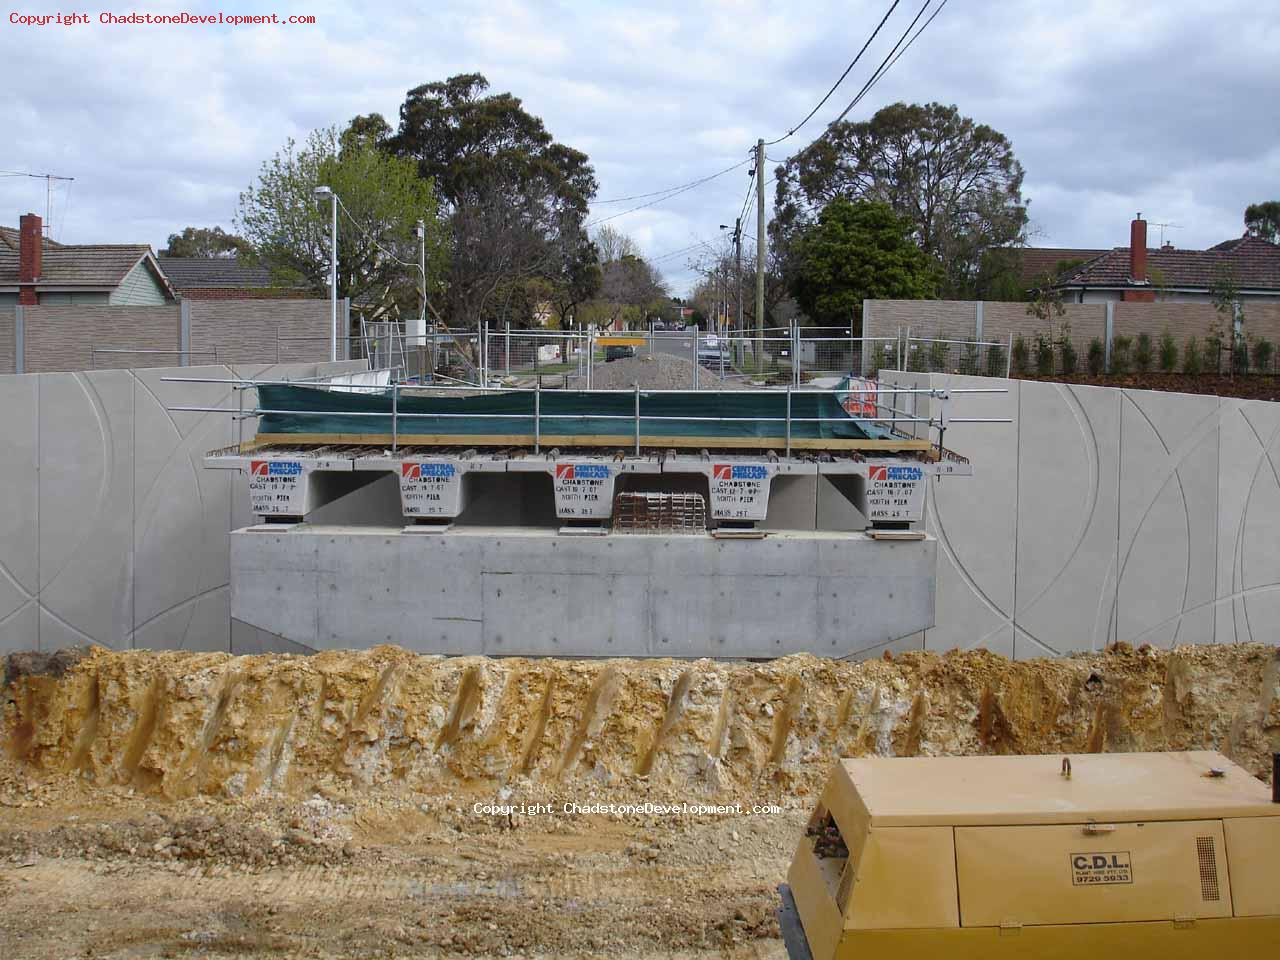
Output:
[130, 366, 237, 652]
[1013, 381, 1122, 657]
[918, 371, 1280, 655]
[1216, 397, 1280, 644]
[0, 374, 38, 652]
[37, 370, 136, 650]
[0, 360, 370, 654]
[1115, 388, 1220, 647]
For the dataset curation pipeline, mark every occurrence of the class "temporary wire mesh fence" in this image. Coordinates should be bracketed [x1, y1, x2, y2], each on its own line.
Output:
[898, 337, 1011, 377]
[274, 322, 1012, 387]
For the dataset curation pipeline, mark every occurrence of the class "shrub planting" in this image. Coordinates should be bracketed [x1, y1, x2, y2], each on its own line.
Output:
[1134, 332, 1154, 372]
[1012, 336, 1029, 375]
[1086, 338, 1105, 376]
[1182, 337, 1203, 375]
[1158, 329, 1178, 372]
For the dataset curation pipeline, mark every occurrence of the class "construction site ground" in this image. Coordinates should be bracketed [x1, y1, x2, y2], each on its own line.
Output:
[0, 781, 792, 959]
[2, 642, 1277, 959]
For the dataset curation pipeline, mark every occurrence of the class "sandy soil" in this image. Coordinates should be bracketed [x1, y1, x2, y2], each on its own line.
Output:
[0, 779, 795, 959]
[2, 642, 1276, 958]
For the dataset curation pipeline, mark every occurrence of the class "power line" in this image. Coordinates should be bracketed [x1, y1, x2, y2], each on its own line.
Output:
[585, 156, 752, 227]
[648, 240, 712, 264]
[824, 0, 941, 131]
[333, 194, 420, 273]
[764, 0, 901, 146]
[591, 159, 754, 204]
[879, 0, 949, 78]
[737, 165, 757, 227]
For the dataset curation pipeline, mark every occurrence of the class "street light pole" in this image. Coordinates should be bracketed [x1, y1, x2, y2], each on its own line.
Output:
[415, 219, 427, 381]
[416, 220, 426, 330]
[313, 185, 338, 361]
[718, 223, 733, 336]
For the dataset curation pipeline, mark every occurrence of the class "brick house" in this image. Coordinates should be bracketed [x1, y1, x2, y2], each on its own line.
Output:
[156, 256, 313, 300]
[1051, 216, 1280, 304]
[0, 213, 175, 305]
[1010, 247, 1107, 289]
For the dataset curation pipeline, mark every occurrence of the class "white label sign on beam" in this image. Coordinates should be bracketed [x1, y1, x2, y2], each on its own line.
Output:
[708, 463, 775, 521]
[865, 464, 925, 522]
[552, 462, 617, 518]
[399, 461, 465, 517]
[248, 460, 308, 516]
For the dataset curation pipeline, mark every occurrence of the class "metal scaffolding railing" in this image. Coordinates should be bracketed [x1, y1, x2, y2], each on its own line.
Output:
[163, 374, 1010, 459]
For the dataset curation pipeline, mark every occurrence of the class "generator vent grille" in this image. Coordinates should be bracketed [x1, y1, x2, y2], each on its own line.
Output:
[1196, 837, 1220, 901]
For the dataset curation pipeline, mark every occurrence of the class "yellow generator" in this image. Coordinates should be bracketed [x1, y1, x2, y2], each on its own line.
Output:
[779, 751, 1279, 960]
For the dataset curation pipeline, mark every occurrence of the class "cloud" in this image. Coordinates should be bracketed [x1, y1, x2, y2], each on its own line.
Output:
[1, 0, 1276, 292]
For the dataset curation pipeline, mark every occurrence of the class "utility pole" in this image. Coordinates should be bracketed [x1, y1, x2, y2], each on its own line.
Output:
[755, 139, 765, 361]
[734, 217, 743, 335]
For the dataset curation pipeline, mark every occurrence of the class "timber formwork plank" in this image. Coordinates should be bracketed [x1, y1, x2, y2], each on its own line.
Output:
[252, 432, 936, 453]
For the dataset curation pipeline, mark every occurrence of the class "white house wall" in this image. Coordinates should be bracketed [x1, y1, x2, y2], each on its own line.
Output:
[904, 371, 1280, 654]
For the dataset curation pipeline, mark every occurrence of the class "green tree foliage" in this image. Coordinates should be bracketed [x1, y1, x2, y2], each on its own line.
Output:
[789, 199, 936, 329]
[160, 226, 251, 258]
[1158, 329, 1179, 372]
[589, 252, 669, 330]
[1025, 277, 1066, 325]
[972, 247, 1025, 301]
[236, 125, 446, 326]
[546, 234, 602, 329]
[386, 73, 597, 327]
[774, 102, 1027, 298]
[1245, 201, 1280, 243]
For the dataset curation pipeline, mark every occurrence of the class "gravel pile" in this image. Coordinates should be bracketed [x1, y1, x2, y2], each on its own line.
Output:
[587, 352, 749, 391]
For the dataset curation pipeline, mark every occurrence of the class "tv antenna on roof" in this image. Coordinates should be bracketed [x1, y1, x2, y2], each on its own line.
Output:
[0, 170, 75, 236]
[1152, 221, 1182, 246]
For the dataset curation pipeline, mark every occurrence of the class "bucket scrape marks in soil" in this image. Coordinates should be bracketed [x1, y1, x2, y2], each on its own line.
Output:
[2, 644, 1278, 805]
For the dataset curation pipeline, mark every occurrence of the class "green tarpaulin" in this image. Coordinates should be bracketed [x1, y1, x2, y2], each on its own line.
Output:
[255, 380, 891, 444]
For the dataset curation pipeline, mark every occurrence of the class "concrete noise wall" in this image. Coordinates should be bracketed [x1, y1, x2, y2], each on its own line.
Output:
[0, 360, 368, 654]
[896, 371, 1280, 656]
[0, 308, 14, 374]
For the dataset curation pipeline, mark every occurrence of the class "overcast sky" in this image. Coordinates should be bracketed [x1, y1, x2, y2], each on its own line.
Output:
[3, 0, 1278, 295]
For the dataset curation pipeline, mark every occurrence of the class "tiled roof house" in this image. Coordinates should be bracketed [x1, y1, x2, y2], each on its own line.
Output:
[1051, 217, 1280, 304]
[0, 213, 174, 305]
[156, 256, 311, 300]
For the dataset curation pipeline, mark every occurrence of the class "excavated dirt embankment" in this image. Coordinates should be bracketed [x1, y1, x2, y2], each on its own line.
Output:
[4, 643, 1278, 804]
